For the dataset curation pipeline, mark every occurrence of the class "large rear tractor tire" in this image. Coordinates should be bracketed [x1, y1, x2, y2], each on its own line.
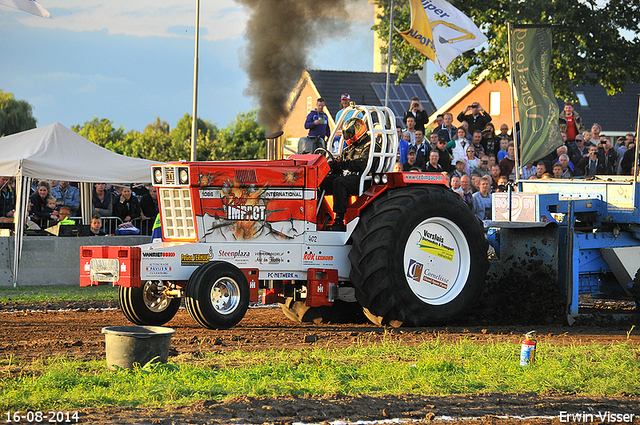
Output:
[349, 186, 489, 327]
[185, 261, 250, 329]
[279, 297, 368, 324]
[118, 281, 181, 326]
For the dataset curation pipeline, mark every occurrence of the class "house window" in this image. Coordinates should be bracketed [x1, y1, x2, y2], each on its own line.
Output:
[490, 92, 500, 116]
[306, 96, 312, 114]
[576, 91, 589, 107]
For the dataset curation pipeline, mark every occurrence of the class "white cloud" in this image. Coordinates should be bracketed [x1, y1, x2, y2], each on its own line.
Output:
[14, 0, 247, 41]
[4, 0, 372, 40]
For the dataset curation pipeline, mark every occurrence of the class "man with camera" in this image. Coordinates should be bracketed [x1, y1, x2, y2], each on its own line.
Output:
[457, 102, 492, 136]
[598, 135, 618, 175]
[304, 97, 331, 148]
[472, 155, 491, 178]
[403, 96, 429, 133]
[577, 145, 606, 176]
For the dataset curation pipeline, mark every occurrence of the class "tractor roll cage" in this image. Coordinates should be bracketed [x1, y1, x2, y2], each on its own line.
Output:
[329, 105, 399, 196]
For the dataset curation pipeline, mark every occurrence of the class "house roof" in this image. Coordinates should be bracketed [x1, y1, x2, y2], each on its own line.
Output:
[556, 82, 640, 134]
[307, 69, 436, 126]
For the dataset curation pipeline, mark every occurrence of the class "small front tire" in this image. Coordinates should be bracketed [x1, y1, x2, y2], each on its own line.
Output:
[185, 261, 250, 329]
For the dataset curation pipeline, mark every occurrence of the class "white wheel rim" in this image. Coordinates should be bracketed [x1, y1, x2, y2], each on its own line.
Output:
[210, 277, 241, 315]
[142, 281, 171, 312]
[403, 217, 471, 305]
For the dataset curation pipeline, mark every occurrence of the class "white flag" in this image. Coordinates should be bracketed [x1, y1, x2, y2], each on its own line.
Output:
[0, 0, 51, 18]
[419, 0, 486, 72]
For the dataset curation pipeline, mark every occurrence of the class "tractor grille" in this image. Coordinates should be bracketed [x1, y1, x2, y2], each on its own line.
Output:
[158, 188, 196, 239]
[164, 168, 176, 184]
[235, 169, 257, 184]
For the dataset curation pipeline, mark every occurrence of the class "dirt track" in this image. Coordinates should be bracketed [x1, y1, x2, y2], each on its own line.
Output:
[1, 301, 639, 424]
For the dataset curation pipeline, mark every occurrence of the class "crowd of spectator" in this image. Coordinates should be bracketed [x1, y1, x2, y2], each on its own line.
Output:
[1, 100, 637, 234]
[395, 99, 638, 222]
[0, 178, 159, 236]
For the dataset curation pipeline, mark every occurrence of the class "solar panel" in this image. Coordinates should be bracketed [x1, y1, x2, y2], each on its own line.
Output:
[371, 83, 386, 100]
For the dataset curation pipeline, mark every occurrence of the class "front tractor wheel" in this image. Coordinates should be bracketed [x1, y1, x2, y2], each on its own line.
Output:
[349, 186, 489, 327]
[185, 261, 250, 329]
[118, 281, 181, 326]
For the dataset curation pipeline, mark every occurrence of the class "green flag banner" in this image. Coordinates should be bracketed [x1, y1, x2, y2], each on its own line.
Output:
[509, 25, 563, 166]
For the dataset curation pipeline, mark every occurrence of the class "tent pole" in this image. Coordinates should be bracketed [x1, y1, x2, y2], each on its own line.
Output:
[80, 182, 92, 224]
[13, 174, 30, 287]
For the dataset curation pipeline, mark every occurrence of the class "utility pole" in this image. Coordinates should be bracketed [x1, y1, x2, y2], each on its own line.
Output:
[190, 0, 200, 161]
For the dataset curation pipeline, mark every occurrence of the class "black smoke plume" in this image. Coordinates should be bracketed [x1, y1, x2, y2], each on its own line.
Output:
[236, 0, 351, 133]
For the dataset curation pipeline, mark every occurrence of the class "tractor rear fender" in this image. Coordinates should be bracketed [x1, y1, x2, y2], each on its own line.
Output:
[345, 172, 449, 223]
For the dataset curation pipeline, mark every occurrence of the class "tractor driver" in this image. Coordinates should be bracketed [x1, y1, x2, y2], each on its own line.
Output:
[320, 117, 371, 231]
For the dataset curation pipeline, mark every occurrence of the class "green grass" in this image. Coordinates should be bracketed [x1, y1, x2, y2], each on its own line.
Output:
[1, 339, 638, 410]
[0, 285, 117, 303]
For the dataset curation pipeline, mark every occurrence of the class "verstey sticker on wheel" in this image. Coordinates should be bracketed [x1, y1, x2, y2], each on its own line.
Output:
[404, 217, 471, 307]
[349, 186, 489, 327]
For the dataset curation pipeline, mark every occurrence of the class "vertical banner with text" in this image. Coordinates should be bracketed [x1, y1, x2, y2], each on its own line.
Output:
[509, 25, 563, 166]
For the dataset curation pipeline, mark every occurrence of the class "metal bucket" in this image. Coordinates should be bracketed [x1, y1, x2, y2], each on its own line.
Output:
[102, 325, 175, 370]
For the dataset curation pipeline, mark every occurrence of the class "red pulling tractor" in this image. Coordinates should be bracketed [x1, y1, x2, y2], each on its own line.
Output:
[80, 105, 489, 328]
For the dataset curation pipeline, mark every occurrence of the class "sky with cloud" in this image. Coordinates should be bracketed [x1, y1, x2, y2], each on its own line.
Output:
[0, 0, 465, 133]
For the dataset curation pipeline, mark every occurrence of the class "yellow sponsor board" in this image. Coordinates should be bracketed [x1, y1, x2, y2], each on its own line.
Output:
[181, 253, 210, 265]
[419, 238, 454, 262]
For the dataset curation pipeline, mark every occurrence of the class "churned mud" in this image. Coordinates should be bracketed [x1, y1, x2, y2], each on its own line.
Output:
[0, 301, 638, 424]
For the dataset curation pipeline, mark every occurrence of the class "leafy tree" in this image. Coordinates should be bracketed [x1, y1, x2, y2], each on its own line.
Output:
[169, 114, 218, 161]
[118, 130, 172, 162]
[72, 111, 265, 162]
[145, 116, 170, 134]
[72, 118, 126, 153]
[211, 110, 265, 161]
[0, 90, 37, 136]
[372, 0, 640, 99]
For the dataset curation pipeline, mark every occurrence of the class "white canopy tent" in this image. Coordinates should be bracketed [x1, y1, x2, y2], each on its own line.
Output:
[0, 122, 162, 285]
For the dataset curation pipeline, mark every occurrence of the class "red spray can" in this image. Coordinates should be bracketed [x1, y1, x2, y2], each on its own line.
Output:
[520, 331, 536, 366]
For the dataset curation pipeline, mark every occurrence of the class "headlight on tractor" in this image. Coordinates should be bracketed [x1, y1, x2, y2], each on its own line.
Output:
[153, 168, 163, 184]
[179, 167, 189, 184]
[373, 173, 387, 185]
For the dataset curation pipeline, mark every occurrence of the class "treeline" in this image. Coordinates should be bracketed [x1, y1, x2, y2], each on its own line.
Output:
[1, 89, 266, 162]
[72, 111, 266, 162]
